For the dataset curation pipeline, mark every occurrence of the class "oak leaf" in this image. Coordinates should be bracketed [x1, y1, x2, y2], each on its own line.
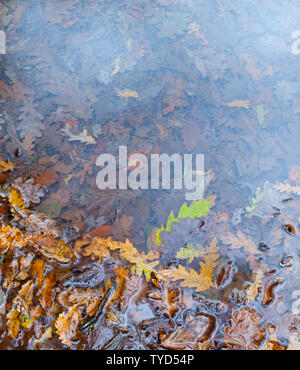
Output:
[220, 231, 261, 270]
[58, 287, 102, 316]
[38, 272, 56, 310]
[9, 188, 24, 209]
[35, 168, 59, 187]
[224, 308, 265, 349]
[0, 160, 14, 173]
[155, 196, 215, 245]
[273, 182, 300, 196]
[162, 238, 219, 292]
[34, 236, 74, 264]
[55, 306, 82, 347]
[75, 234, 111, 262]
[0, 225, 30, 253]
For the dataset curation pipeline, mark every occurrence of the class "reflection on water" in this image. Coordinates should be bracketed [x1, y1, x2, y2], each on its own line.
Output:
[0, 0, 300, 349]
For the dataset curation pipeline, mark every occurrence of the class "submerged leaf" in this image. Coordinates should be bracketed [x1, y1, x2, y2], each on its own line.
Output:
[162, 238, 219, 292]
[155, 196, 215, 245]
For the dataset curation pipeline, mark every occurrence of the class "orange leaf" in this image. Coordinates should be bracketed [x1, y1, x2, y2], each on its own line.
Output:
[55, 306, 82, 347]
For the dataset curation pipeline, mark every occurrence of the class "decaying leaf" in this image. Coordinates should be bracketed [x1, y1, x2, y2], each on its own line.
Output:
[34, 236, 74, 264]
[75, 234, 111, 262]
[224, 308, 265, 349]
[17, 97, 45, 138]
[55, 306, 82, 347]
[7, 280, 35, 338]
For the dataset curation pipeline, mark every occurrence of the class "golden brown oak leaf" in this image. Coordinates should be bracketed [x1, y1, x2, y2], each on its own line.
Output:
[34, 236, 74, 264]
[74, 234, 111, 261]
[162, 238, 219, 292]
[0, 160, 14, 173]
[38, 272, 56, 310]
[162, 263, 214, 292]
[103, 238, 160, 281]
[9, 188, 24, 209]
[273, 182, 300, 196]
[7, 280, 35, 338]
[58, 287, 102, 317]
[31, 259, 45, 289]
[115, 88, 138, 99]
[0, 225, 31, 253]
[55, 305, 82, 347]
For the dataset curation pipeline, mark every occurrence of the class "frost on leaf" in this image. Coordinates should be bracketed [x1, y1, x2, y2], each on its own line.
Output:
[75, 234, 111, 262]
[224, 308, 265, 349]
[0, 225, 30, 253]
[12, 178, 45, 207]
[55, 306, 82, 347]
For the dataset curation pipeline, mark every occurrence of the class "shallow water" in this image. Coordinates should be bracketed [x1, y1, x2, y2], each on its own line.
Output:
[0, 0, 300, 349]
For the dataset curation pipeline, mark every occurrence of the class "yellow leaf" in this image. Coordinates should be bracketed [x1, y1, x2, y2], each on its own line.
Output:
[34, 236, 74, 264]
[9, 188, 24, 208]
[101, 237, 160, 281]
[75, 234, 111, 261]
[7, 310, 20, 338]
[115, 88, 138, 99]
[0, 160, 14, 173]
